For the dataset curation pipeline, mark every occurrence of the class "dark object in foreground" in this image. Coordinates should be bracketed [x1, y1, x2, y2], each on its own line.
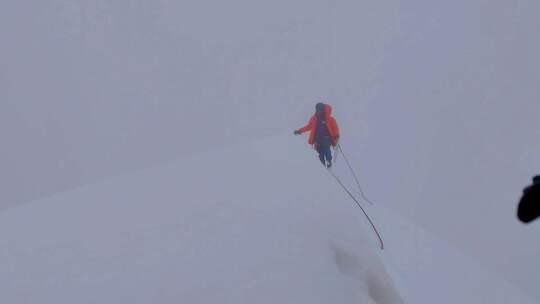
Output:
[517, 176, 540, 223]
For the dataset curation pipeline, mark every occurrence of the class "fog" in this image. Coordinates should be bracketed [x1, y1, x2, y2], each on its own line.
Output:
[2, 0, 540, 300]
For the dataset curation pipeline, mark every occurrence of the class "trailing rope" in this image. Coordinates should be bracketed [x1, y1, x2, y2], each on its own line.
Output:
[337, 143, 375, 206]
[328, 168, 384, 250]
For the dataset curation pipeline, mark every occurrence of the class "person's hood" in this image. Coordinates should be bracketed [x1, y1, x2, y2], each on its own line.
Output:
[315, 103, 333, 117]
[324, 104, 332, 116]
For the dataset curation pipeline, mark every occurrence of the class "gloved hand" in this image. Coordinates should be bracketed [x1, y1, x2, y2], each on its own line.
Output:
[294, 130, 301, 135]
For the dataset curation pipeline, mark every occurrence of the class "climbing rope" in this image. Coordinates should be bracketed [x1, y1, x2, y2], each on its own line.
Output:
[337, 144, 375, 206]
[328, 168, 384, 250]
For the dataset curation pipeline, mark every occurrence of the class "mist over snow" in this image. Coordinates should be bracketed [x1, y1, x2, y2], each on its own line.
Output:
[1, 0, 540, 303]
[0, 137, 404, 304]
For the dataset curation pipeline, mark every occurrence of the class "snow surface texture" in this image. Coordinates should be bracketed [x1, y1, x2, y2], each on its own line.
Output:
[0, 137, 403, 304]
[2, 0, 540, 302]
[0, 136, 537, 303]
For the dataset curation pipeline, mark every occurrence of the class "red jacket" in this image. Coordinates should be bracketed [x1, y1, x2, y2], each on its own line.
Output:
[298, 104, 340, 146]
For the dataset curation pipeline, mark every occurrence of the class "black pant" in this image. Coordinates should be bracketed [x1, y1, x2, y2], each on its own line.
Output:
[316, 144, 333, 165]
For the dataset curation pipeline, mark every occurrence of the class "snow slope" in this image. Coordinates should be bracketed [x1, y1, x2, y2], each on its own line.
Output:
[1, 135, 537, 303]
[375, 206, 537, 303]
[0, 136, 403, 304]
